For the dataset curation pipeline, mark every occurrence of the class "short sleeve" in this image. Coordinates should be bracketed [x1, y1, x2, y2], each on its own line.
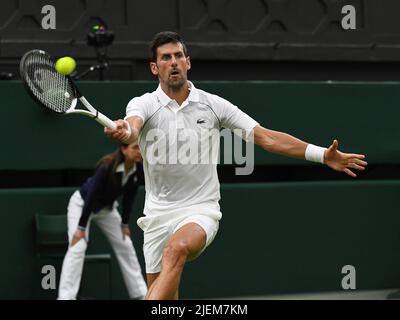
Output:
[212, 95, 259, 142]
[125, 93, 153, 122]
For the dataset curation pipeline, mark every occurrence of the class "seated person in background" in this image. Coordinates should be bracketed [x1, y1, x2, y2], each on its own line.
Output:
[57, 142, 147, 300]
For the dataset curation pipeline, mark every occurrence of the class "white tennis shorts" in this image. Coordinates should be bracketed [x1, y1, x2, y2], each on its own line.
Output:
[137, 212, 220, 273]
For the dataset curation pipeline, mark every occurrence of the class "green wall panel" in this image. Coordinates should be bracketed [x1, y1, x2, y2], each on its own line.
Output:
[1, 181, 400, 299]
[1, 81, 399, 170]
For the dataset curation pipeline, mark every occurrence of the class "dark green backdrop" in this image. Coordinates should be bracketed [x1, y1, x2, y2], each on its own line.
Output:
[1, 181, 400, 299]
[1, 81, 399, 299]
[1, 80, 400, 170]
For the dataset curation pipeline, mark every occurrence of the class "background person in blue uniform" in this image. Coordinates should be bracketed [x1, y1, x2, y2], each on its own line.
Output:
[57, 142, 147, 300]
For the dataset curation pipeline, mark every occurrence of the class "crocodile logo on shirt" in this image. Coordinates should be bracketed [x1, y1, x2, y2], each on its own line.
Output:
[197, 119, 206, 124]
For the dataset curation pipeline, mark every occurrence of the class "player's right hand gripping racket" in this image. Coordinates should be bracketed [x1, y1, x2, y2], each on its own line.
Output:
[19, 49, 116, 129]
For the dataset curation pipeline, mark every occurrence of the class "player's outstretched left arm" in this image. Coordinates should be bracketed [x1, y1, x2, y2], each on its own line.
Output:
[253, 125, 367, 178]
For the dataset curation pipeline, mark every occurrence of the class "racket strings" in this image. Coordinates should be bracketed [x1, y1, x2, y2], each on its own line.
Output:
[22, 51, 75, 113]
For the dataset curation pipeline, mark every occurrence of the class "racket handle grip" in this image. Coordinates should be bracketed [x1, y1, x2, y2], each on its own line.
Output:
[95, 111, 117, 129]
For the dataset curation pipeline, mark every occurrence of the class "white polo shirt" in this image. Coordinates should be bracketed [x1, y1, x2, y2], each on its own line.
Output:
[125, 81, 258, 219]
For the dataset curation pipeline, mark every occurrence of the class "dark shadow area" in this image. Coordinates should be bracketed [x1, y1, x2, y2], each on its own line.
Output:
[1, 163, 399, 188]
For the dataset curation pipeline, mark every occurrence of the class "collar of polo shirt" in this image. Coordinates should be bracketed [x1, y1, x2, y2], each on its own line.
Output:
[116, 162, 137, 177]
[156, 81, 200, 108]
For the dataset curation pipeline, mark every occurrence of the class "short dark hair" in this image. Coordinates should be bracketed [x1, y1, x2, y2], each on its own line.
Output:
[150, 31, 188, 62]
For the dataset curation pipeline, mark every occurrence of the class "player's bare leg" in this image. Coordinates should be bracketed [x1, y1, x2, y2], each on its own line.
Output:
[145, 223, 206, 300]
[146, 273, 160, 288]
[146, 273, 159, 298]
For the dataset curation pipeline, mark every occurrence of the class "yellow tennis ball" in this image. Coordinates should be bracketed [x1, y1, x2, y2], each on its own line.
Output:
[55, 56, 77, 76]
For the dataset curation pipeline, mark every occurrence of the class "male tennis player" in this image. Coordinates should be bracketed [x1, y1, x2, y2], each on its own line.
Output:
[104, 31, 367, 300]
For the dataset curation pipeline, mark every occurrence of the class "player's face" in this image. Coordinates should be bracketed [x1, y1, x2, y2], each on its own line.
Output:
[122, 142, 142, 164]
[150, 42, 191, 90]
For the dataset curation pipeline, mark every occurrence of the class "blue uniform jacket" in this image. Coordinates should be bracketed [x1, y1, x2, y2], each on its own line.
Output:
[78, 162, 143, 228]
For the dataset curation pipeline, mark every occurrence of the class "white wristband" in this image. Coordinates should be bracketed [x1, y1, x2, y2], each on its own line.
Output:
[122, 120, 132, 143]
[305, 144, 327, 164]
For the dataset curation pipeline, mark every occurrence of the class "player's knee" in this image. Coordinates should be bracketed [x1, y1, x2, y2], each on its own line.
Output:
[162, 241, 189, 266]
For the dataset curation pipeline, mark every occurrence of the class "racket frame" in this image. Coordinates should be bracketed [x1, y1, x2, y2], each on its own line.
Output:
[20, 49, 116, 129]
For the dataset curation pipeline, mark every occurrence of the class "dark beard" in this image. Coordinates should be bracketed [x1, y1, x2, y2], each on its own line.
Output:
[167, 77, 186, 91]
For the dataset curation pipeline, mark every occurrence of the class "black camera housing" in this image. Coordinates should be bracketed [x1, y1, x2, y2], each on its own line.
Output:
[87, 25, 115, 48]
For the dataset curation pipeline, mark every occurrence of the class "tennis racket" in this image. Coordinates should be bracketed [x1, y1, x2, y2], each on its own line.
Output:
[19, 49, 116, 129]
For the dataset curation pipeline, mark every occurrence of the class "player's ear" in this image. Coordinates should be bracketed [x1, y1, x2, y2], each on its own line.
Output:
[150, 62, 158, 76]
[186, 56, 191, 71]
